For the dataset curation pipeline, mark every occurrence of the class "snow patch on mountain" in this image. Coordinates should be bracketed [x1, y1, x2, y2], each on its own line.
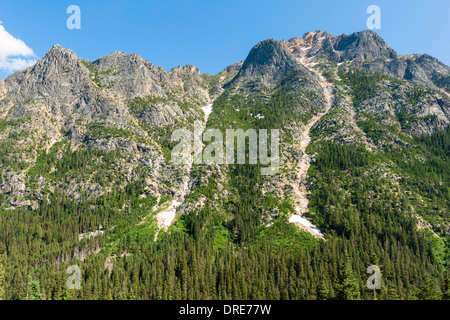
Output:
[289, 214, 324, 238]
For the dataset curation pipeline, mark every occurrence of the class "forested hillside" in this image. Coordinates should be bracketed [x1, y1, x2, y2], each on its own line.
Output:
[0, 30, 449, 300]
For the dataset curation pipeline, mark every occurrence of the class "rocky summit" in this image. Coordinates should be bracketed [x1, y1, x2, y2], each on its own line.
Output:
[0, 30, 449, 300]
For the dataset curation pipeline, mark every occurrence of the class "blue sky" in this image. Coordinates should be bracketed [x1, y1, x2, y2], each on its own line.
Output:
[0, 0, 449, 79]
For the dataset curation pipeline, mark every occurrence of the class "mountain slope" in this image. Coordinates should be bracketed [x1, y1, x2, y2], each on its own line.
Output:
[0, 30, 449, 300]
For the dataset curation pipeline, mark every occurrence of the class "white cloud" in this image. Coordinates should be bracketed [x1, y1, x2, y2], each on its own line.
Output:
[0, 22, 37, 73]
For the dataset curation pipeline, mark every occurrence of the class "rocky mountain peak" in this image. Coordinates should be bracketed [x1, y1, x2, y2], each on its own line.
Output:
[4, 44, 91, 105]
[42, 44, 81, 66]
[234, 38, 300, 87]
[243, 39, 296, 68]
[93, 51, 167, 99]
[8, 44, 85, 81]
[48, 44, 68, 51]
[221, 62, 243, 74]
[287, 30, 334, 58]
[333, 30, 398, 61]
[287, 29, 398, 64]
[109, 50, 127, 56]
[169, 65, 201, 77]
[414, 54, 450, 74]
[94, 51, 153, 70]
[301, 30, 331, 45]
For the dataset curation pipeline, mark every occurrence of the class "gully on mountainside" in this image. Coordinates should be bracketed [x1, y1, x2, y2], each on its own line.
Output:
[287, 42, 335, 240]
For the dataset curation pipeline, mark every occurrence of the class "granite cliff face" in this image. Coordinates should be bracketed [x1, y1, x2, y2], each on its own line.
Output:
[6, 45, 92, 106]
[92, 51, 167, 99]
[236, 39, 304, 84]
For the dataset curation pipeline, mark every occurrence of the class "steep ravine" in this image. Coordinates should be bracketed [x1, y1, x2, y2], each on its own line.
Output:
[153, 102, 214, 240]
[288, 48, 334, 240]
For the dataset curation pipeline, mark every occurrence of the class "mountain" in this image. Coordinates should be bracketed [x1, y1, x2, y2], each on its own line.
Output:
[233, 38, 316, 87]
[287, 30, 450, 91]
[0, 30, 449, 300]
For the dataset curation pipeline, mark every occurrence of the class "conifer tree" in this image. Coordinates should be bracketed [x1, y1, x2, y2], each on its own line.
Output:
[0, 255, 4, 300]
[317, 280, 329, 300]
[28, 279, 43, 300]
[443, 269, 450, 300]
[417, 275, 442, 300]
[337, 257, 361, 300]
